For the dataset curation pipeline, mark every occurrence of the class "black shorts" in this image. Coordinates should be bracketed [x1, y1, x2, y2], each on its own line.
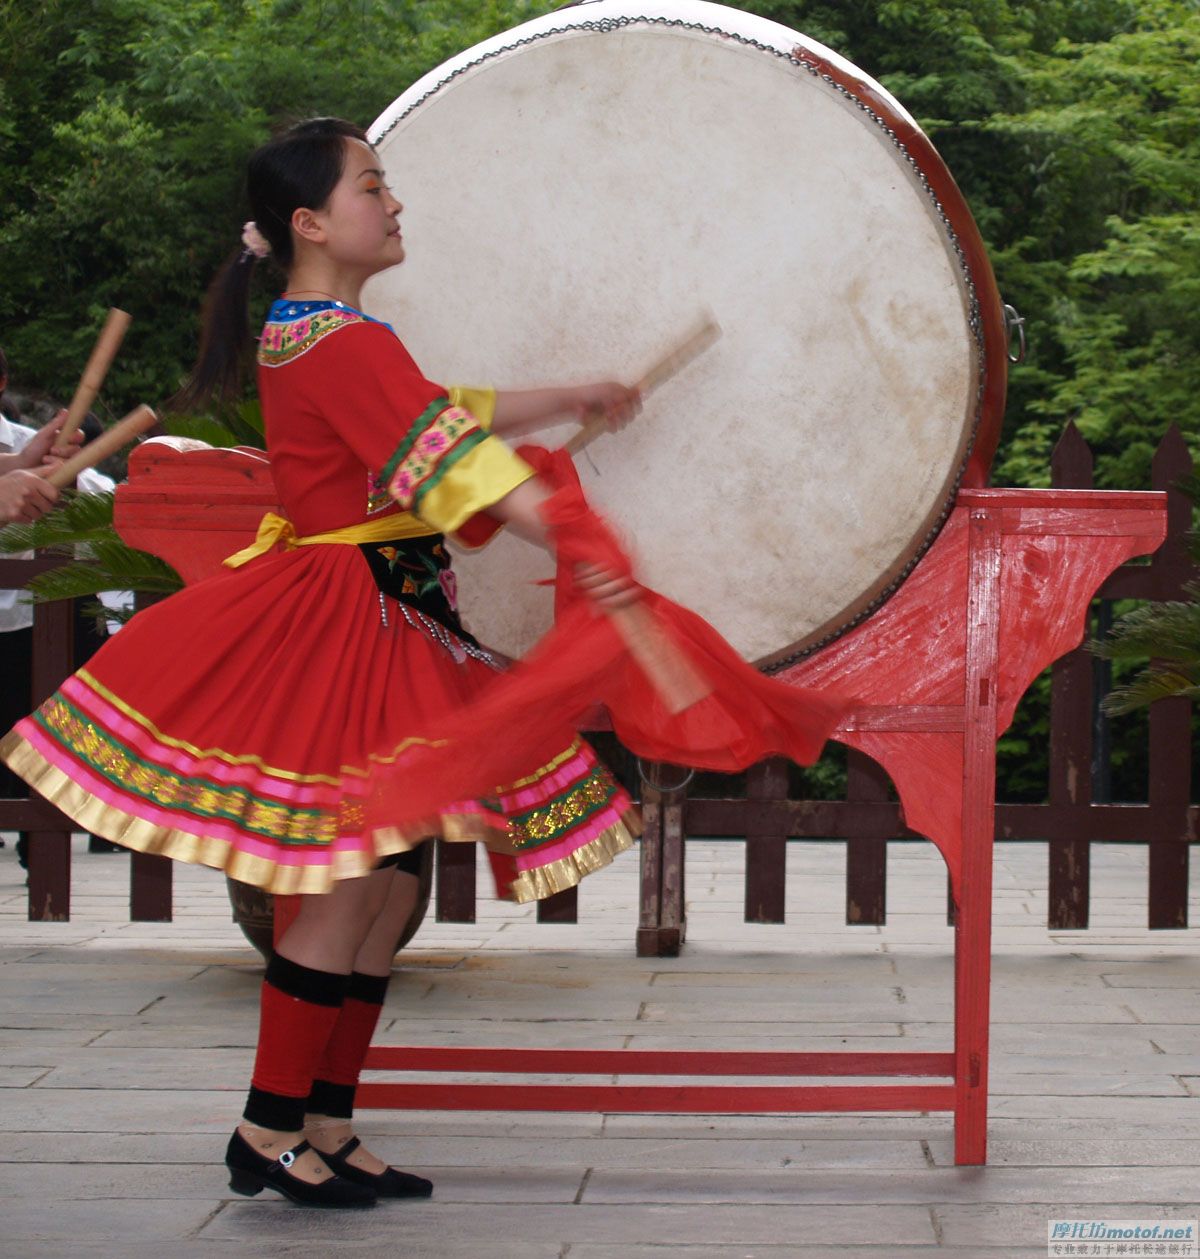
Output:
[374, 839, 430, 877]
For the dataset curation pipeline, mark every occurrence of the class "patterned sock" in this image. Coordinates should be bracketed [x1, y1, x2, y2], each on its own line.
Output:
[307, 971, 390, 1119]
[242, 954, 347, 1132]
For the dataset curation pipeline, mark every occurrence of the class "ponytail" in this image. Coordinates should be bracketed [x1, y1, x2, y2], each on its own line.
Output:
[170, 249, 258, 412]
[170, 116, 369, 414]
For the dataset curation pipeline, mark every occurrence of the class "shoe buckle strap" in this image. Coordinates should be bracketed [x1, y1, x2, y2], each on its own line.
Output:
[274, 1139, 311, 1171]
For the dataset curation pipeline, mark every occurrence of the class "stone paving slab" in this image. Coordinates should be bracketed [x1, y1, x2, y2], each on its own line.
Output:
[935, 1202, 1200, 1248]
[1, 836, 1196, 1257]
[581, 1165, 1200, 1205]
[0, 1197, 229, 1244]
[198, 1201, 940, 1247]
[0, 1162, 586, 1204]
[924, 1137, 1200, 1167]
[567, 1248, 1025, 1259]
[4, 1131, 931, 1169]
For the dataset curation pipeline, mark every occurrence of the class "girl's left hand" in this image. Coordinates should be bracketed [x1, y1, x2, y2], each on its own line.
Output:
[571, 382, 642, 433]
[575, 561, 640, 610]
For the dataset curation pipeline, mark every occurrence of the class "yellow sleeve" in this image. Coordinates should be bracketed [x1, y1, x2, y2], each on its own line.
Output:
[381, 396, 532, 536]
[447, 385, 496, 431]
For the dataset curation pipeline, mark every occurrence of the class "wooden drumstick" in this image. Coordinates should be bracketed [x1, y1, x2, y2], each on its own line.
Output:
[44, 404, 157, 488]
[566, 315, 722, 455]
[613, 601, 710, 715]
[565, 316, 721, 711]
[59, 308, 132, 442]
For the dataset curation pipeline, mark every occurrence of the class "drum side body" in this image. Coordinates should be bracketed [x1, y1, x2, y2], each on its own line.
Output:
[113, 439, 280, 586]
[367, 1, 1006, 667]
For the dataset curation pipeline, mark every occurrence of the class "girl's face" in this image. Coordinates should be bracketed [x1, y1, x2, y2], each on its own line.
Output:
[299, 139, 405, 276]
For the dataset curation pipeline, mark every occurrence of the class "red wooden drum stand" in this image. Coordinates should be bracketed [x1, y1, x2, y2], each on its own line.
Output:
[116, 446, 1165, 1165]
[353, 487, 1166, 1166]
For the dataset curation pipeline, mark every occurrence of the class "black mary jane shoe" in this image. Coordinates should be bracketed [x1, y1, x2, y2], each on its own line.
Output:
[320, 1136, 434, 1199]
[225, 1130, 376, 1208]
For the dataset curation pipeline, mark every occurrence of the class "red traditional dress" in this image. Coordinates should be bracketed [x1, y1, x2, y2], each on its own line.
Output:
[0, 299, 638, 899]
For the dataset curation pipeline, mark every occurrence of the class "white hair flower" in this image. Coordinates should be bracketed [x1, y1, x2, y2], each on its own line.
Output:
[240, 221, 271, 259]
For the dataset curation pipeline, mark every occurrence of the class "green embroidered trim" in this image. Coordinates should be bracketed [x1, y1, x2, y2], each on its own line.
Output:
[410, 425, 489, 509]
[34, 697, 336, 847]
[506, 765, 622, 850]
[380, 398, 450, 486]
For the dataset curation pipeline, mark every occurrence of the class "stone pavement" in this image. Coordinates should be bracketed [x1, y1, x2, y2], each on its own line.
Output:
[0, 834, 1197, 1259]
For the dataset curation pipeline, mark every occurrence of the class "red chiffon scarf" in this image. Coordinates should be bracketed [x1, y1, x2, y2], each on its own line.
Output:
[364, 446, 854, 841]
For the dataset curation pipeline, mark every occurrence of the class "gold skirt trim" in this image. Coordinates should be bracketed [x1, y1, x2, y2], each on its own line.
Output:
[4, 731, 483, 897]
[1, 731, 640, 902]
[507, 814, 641, 904]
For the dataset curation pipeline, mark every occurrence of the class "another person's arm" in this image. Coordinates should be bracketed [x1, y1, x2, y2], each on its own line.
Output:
[9, 411, 83, 471]
[0, 411, 80, 521]
[0, 469, 58, 522]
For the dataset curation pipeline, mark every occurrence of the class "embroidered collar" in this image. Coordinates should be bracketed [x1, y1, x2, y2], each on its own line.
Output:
[257, 299, 393, 368]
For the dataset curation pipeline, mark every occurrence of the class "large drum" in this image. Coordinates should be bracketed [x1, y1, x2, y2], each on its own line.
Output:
[365, 0, 1006, 670]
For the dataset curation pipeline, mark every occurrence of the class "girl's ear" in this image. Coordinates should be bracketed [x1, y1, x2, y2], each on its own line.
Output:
[291, 207, 325, 244]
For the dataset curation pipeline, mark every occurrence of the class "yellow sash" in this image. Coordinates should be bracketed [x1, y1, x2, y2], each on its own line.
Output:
[224, 511, 435, 569]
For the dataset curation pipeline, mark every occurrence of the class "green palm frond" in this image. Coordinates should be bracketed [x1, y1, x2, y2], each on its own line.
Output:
[2, 487, 183, 610]
[163, 400, 263, 448]
[1091, 588, 1200, 664]
[0, 490, 117, 554]
[1102, 667, 1200, 716]
[25, 547, 181, 605]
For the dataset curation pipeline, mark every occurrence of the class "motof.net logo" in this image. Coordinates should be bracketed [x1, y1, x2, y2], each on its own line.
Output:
[1047, 1219, 1197, 1257]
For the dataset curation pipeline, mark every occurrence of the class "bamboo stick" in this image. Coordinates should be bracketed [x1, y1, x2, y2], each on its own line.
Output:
[59, 308, 132, 442]
[45, 404, 157, 488]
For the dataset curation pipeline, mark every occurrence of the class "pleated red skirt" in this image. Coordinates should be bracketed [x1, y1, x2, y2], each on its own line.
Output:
[0, 543, 637, 898]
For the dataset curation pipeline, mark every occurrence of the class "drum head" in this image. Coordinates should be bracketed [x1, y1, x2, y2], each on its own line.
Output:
[367, 0, 1002, 669]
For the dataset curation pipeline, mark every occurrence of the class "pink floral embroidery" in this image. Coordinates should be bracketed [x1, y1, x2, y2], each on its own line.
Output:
[258, 308, 365, 367]
[438, 568, 458, 610]
[417, 430, 449, 455]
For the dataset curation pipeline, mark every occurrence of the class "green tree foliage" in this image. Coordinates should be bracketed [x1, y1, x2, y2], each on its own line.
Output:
[1094, 472, 1200, 712]
[745, 0, 1199, 802]
[3, 0, 1196, 804]
[0, 0, 556, 413]
[746, 0, 1199, 489]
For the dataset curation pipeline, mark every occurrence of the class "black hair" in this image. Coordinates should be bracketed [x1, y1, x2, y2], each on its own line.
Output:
[171, 117, 370, 411]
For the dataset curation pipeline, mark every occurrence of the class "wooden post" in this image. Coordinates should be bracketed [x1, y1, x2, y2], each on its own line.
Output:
[537, 887, 579, 923]
[26, 597, 74, 921]
[1047, 422, 1094, 929]
[637, 762, 688, 956]
[744, 758, 789, 923]
[845, 749, 890, 925]
[637, 795, 665, 957]
[130, 852, 173, 922]
[435, 838, 477, 922]
[1147, 427, 1193, 929]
